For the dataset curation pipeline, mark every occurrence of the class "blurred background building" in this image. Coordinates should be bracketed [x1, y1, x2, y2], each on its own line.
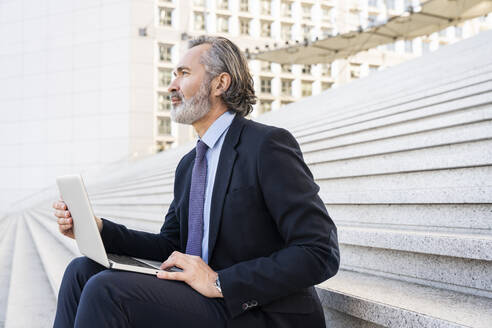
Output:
[0, 0, 491, 212]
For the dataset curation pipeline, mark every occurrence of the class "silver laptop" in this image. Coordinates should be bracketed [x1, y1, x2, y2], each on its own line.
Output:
[56, 174, 181, 275]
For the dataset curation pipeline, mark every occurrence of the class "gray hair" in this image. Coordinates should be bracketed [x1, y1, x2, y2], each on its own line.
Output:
[188, 36, 256, 117]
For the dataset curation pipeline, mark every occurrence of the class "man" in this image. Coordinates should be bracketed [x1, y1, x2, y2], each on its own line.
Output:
[53, 36, 339, 327]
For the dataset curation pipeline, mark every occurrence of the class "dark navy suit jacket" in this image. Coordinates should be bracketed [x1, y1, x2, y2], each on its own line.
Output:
[100, 113, 340, 327]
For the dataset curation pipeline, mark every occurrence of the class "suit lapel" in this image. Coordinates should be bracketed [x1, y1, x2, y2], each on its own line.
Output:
[207, 114, 245, 262]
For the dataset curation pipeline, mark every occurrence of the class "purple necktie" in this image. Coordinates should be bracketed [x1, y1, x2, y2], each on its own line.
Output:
[186, 140, 208, 257]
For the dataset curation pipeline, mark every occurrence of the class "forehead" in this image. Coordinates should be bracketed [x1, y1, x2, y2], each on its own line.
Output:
[177, 43, 211, 70]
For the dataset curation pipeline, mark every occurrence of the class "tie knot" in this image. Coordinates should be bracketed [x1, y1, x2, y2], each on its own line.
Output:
[195, 140, 208, 159]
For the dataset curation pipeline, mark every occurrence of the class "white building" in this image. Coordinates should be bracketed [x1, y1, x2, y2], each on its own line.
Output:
[0, 0, 490, 213]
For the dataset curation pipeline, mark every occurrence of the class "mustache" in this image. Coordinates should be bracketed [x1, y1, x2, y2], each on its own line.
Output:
[170, 91, 184, 101]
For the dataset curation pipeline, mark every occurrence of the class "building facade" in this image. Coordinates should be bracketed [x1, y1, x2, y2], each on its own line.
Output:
[153, 0, 492, 150]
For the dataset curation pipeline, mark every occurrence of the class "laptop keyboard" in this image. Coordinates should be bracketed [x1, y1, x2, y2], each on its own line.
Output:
[107, 253, 157, 269]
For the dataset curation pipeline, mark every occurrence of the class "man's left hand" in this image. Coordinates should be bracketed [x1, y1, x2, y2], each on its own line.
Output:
[157, 251, 223, 298]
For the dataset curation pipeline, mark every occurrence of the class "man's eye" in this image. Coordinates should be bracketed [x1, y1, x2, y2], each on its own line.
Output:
[182, 71, 189, 75]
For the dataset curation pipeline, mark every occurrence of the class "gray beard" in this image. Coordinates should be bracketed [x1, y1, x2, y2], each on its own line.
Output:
[170, 81, 211, 124]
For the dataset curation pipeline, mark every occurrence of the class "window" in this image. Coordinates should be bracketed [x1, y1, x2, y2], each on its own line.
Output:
[301, 4, 312, 20]
[194, 12, 205, 30]
[350, 63, 361, 79]
[281, 23, 292, 40]
[158, 68, 173, 87]
[439, 28, 447, 37]
[260, 61, 271, 72]
[321, 28, 333, 38]
[321, 82, 333, 90]
[404, 39, 413, 53]
[260, 20, 271, 38]
[240, 0, 249, 12]
[259, 100, 272, 113]
[385, 0, 396, 10]
[261, 0, 271, 15]
[369, 64, 379, 73]
[368, 14, 378, 27]
[260, 77, 272, 93]
[156, 140, 174, 152]
[386, 42, 395, 51]
[302, 64, 311, 75]
[239, 18, 250, 35]
[158, 43, 173, 62]
[303, 25, 312, 40]
[217, 0, 228, 10]
[157, 117, 172, 135]
[281, 64, 292, 73]
[194, 0, 205, 7]
[321, 6, 332, 23]
[217, 15, 229, 33]
[321, 64, 331, 76]
[281, 1, 291, 17]
[281, 79, 292, 96]
[301, 81, 312, 97]
[368, 0, 378, 7]
[158, 93, 172, 112]
[159, 8, 173, 26]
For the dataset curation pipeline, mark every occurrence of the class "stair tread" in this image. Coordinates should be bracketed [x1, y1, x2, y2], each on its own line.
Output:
[317, 270, 492, 328]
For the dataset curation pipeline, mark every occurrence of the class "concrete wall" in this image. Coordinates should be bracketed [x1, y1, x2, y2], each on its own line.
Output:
[0, 0, 155, 213]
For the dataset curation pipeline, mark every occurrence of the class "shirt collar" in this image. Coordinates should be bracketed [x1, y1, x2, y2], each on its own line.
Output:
[199, 111, 236, 149]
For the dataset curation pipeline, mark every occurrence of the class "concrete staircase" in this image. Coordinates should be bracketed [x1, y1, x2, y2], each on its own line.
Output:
[2, 29, 492, 327]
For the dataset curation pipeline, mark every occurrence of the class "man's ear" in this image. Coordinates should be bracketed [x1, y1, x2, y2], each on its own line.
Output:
[212, 72, 231, 97]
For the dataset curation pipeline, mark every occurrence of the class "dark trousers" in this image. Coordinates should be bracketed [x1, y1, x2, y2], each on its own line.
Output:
[53, 257, 229, 328]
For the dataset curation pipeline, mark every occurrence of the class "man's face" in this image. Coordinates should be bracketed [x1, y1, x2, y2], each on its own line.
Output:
[168, 44, 212, 124]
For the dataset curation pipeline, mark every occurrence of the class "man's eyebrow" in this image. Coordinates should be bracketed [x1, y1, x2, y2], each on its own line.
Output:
[173, 66, 191, 76]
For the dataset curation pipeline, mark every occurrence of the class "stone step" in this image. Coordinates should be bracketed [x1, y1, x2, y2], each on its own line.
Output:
[87, 173, 174, 195]
[318, 166, 492, 204]
[91, 207, 165, 223]
[327, 203, 492, 233]
[89, 186, 174, 202]
[31, 211, 80, 257]
[90, 194, 173, 207]
[5, 216, 56, 328]
[292, 67, 492, 138]
[308, 138, 492, 180]
[316, 269, 492, 328]
[25, 211, 79, 295]
[299, 97, 491, 154]
[0, 218, 16, 327]
[302, 115, 491, 157]
[339, 244, 492, 299]
[338, 225, 492, 261]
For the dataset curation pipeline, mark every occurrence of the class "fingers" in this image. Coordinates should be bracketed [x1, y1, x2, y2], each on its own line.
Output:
[57, 217, 72, 225]
[58, 217, 73, 231]
[156, 270, 186, 281]
[160, 251, 189, 270]
[54, 209, 71, 219]
[52, 200, 66, 210]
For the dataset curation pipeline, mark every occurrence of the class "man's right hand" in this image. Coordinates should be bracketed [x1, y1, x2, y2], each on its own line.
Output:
[53, 200, 102, 239]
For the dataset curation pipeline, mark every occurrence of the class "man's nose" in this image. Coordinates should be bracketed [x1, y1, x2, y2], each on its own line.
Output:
[168, 78, 179, 93]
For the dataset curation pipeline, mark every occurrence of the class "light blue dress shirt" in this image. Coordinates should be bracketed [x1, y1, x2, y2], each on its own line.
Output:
[198, 110, 236, 263]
